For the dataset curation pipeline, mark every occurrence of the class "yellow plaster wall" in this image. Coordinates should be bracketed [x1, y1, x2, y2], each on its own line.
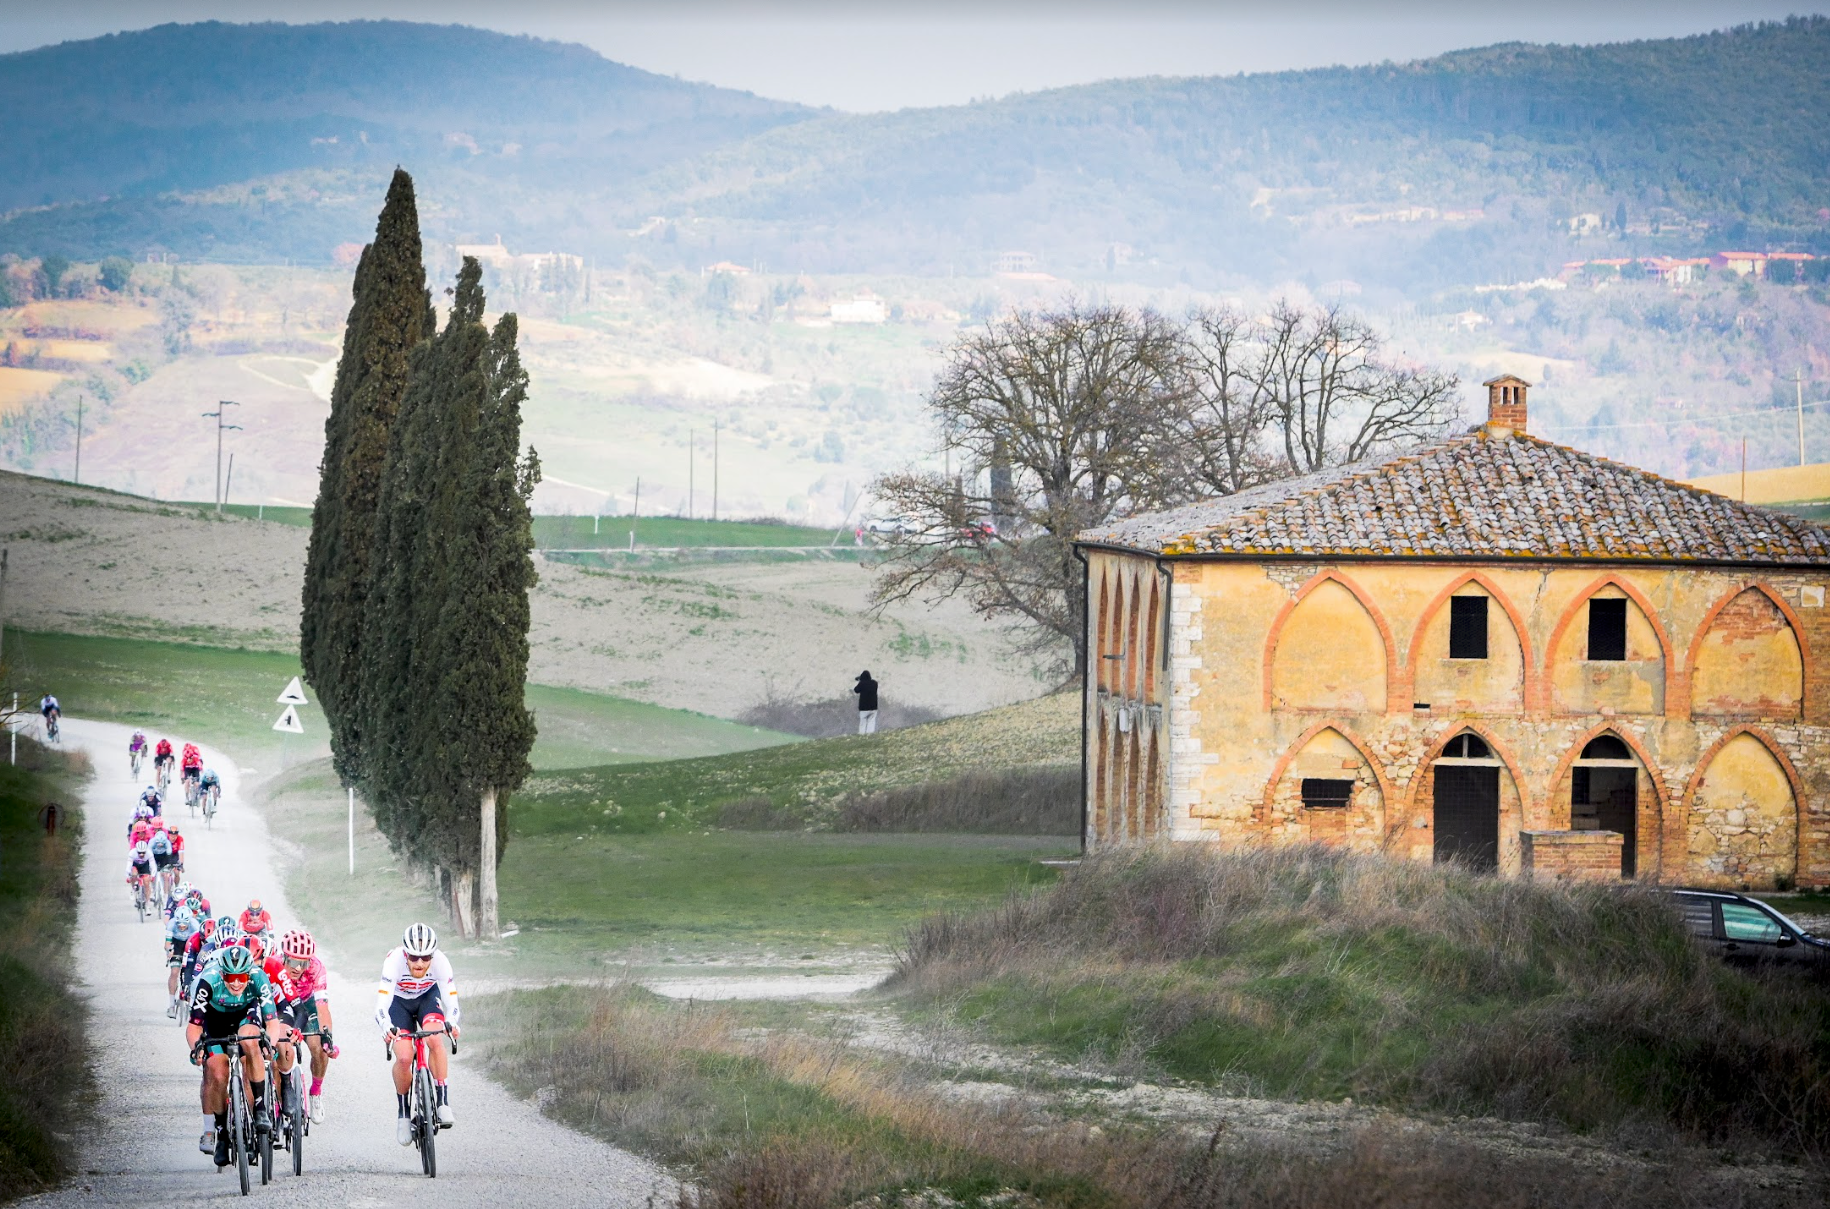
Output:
[1266, 727, 1385, 849]
[1689, 734, 1798, 886]
[1691, 589, 1804, 719]
[1269, 579, 1386, 712]
[1548, 585, 1666, 716]
[1412, 583, 1526, 713]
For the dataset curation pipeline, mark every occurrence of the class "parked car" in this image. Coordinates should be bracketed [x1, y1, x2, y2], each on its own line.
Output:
[862, 515, 915, 537]
[1664, 888, 1830, 973]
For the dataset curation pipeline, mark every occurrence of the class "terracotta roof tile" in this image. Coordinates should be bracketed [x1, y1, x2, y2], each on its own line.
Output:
[1079, 429, 1830, 565]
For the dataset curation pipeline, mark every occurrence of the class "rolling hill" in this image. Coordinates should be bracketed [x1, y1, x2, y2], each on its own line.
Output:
[2, 19, 1828, 288]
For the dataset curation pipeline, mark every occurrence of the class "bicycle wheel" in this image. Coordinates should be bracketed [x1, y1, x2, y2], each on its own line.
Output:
[289, 1067, 305, 1175]
[417, 1068, 437, 1178]
[135, 885, 146, 923]
[230, 1067, 251, 1196]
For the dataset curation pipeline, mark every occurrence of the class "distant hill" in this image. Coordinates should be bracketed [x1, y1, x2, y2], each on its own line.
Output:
[2, 17, 1827, 288]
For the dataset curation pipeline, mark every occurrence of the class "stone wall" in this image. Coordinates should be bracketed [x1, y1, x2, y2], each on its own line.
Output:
[1521, 830, 1625, 882]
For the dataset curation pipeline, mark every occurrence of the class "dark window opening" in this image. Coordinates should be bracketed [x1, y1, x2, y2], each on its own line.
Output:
[1301, 778, 1354, 809]
[1449, 596, 1489, 659]
[1581, 735, 1631, 760]
[1588, 598, 1628, 661]
[1442, 732, 1491, 759]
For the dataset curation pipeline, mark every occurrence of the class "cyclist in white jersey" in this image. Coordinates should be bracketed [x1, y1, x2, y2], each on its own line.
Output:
[374, 923, 459, 1145]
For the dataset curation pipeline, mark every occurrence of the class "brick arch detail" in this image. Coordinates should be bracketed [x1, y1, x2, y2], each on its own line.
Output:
[1261, 570, 1404, 713]
[1676, 582, 1812, 718]
[1543, 572, 1678, 718]
[1545, 722, 1671, 877]
[1405, 570, 1537, 710]
[1678, 724, 1808, 883]
[1402, 720, 1534, 832]
[1255, 719, 1399, 827]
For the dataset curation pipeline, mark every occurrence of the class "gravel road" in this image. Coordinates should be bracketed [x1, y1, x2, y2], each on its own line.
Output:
[23, 718, 675, 1208]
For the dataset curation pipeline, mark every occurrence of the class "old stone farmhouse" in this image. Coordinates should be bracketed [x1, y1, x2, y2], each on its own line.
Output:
[1075, 378, 1830, 889]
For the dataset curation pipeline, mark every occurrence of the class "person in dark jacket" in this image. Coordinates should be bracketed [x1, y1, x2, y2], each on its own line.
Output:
[853, 671, 879, 734]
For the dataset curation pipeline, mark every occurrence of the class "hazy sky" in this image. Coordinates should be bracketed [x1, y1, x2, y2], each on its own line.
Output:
[1, 1, 1821, 111]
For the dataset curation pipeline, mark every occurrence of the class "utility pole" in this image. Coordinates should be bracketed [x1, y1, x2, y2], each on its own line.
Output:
[73, 396, 83, 484]
[1798, 368, 1807, 467]
[201, 401, 241, 513]
[713, 420, 720, 522]
[225, 453, 235, 508]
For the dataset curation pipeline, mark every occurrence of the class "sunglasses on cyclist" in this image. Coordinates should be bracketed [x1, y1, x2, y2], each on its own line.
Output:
[284, 955, 309, 970]
[405, 954, 433, 966]
[223, 973, 250, 986]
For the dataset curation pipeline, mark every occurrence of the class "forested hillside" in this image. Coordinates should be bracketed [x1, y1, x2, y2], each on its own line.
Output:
[1, 17, 1826, 289]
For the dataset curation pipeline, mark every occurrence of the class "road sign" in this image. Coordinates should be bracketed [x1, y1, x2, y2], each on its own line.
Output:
[277, 677, 308, 705]
[272, 705, 305, 734]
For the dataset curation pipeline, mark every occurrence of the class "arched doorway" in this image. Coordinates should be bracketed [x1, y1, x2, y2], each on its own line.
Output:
[1433, 732, 1500, 872]
[1573, 734, 1638, 878]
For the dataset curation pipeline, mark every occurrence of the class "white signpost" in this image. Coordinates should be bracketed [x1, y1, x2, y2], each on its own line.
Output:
[277, 677, 308, 705]
[271, 677, 352, 874]
[271, 704, 305, 734]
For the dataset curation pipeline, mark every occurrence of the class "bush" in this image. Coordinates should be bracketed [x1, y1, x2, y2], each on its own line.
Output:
[737, 686, 942, 739]
[894, 845, 1830, 1156]
[98, 257, 133, 293]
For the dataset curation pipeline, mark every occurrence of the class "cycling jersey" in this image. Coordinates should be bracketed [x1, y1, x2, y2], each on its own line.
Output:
[200, 769, 221, 788]
[148, 831, 173, 859]
[130, 733, 147, 751]
[127, 841, 153, 876]
[155, 740, 173, 759]
[374, 947, 459, 1033]
[181, 745, 202, 770]
[140, 789, 162, 811]
[39, 696, 59, 715]
[188, 967, 277, 1047]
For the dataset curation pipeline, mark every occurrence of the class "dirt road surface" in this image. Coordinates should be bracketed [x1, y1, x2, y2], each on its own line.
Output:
[23, 718, 674, 1208]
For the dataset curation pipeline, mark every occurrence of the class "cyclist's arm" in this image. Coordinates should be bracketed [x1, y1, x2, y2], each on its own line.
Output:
[433, 952, 460, 1028]
[375, 956, 402, 1033]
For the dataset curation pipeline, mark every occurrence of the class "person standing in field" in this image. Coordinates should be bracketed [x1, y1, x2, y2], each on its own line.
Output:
[854, 670, 879, 734]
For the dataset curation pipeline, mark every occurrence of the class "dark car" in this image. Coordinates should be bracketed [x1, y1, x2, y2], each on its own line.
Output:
[1666, 888, 1830, 973]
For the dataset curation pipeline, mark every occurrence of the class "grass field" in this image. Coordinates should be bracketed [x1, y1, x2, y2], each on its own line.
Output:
[0, 741, 89, 1200]
[518, 692, 1077, 837]
[161, 505, 838, 549]
[3, 629, 797, 772]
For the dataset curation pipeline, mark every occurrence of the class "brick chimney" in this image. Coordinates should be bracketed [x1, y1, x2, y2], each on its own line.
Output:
[1483, 375, 1530, 433]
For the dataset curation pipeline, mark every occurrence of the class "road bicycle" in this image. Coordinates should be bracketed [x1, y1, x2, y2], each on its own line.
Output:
[196, 1033, 271, 1196]
[157, 861, 180, 904]
[272, 1030, 311, 1175]
[204, 784, 220, 828]
[399, 1026, 455, 1178]
[130, 746, 144, 777]
[156, 759, 172, 796]
[132, 872, 154, 922]
[184, 771, 202, 812]
[42, 713, 59, 743]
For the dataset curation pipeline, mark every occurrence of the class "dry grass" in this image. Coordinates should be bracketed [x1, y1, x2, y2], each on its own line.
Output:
[736, 685, 944, 739]
[715, 766, 1080, 835]
[893, 844, 1830, 1157]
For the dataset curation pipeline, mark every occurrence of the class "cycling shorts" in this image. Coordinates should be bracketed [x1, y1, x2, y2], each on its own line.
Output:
[167, 936, 189, 967]
[194, 1004, 265, 1052]
[154, 849, 178, 870]
[183, 766, 202, 779]
[277, 997, 321, 1035]
[130, 858, 153, 877]
[386, 987, 448, 1034]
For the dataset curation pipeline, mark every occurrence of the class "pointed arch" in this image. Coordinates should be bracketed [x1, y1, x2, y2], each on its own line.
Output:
[1262, 570, 1401, 712]
[1544, 573, 1675, 717]
[1256, 720, 1398, 825]
[1403, 720, 1533, 826]
[1680, 725, 1804, 888]
[1546, 721, 1670, 818]
[1095, 570, 1112, 692]
[1679, 582, 1811, 718]
[1407, 570, 1536, 712]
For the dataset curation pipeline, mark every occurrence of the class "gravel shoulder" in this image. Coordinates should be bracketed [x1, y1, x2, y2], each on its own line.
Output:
[20, 718, 674, 1209]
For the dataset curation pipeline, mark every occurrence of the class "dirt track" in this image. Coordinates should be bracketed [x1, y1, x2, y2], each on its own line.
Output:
[23, 717, 674, 1208]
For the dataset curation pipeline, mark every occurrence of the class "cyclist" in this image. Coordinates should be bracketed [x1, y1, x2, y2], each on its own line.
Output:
[269, 930, 336, 1123]
[139, 785, 162, 817]
[148, 824, 177, 897]
[126, 833, 155, 904]
[166, 890, 209, 1018]
[180, 742, 204, 799]
[153, 738, 174, 784]
[376, 922, 459, 1144]
[187, 943, 283, 1166]
[166, 823, 186, 874]
[239, 900, 273, 939]
[180, 915, 231, 1001]
[199, 767, 222, 813]
[129, 729, 148, 774]
[38, 693, 59, 735]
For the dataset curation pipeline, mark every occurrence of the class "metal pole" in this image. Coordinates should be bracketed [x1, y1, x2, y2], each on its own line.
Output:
[74, 396, 83, 484]
[201, 402, 240, 513]
[1793, 367, 1808, 466]
[224, 453, 234, 508]
[348, 787, 355, 875]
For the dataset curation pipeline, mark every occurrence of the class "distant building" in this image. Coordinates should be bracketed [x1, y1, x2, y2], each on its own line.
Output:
[830, 295, 887, 324]
[702, 261, 751, 276]
[993, 251, 1037, 274]
[455, 235, 516, 269]
[1643, 257, 1710, 285]
[1713, 251, 1768, 277]
[1568, 213, 1604, 234]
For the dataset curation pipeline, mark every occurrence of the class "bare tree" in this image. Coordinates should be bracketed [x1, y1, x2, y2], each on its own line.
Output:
[1258, 301, 1459, 472]
[1180, 305, 1281, 495]
[869, 303, 1187, 677]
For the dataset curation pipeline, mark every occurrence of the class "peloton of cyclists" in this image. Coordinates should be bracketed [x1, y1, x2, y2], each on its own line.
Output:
[187, 943, 286, 1166]
[376, 923, 459, 1144]
[268, 929, 336, 1123]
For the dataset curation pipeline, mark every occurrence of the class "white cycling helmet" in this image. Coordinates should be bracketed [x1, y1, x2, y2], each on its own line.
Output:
[402, 922, 438, 957]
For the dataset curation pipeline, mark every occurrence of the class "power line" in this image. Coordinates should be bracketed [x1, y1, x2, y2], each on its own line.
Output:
[1537, 397, 1830, 435]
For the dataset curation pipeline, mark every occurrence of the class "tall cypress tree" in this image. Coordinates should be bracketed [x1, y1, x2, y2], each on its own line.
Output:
[300, 169, 430, 786]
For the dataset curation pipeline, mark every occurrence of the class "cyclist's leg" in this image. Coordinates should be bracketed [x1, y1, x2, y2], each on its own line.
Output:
[387, 996, 418, 1094]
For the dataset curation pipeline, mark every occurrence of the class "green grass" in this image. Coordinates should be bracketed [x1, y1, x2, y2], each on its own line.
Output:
[3, 629, 797, 772]
[170, 502, 312, 526]
[534, 514, 834, 550]
[0, 743, 88, 1200]
[518, 693, 1076, 837]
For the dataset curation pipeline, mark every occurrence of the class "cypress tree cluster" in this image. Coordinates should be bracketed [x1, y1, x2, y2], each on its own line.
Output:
[301, 174, 540, 936]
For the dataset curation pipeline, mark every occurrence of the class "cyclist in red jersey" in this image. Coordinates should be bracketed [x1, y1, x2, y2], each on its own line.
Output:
[239, 899, 273, 937]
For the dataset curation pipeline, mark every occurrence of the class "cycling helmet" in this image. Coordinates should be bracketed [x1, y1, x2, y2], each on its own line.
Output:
[214, 914, 237, 935]
[218, 945, 255, 976]
[185, 889, 205, 909]
[134, 802, 153, 820]
[281, 930, 316, 961]
[150, 815, 167, 830]
[402, 922, 438, 957]
[131, 821, 152, 841]
[243, 933, 267, 961]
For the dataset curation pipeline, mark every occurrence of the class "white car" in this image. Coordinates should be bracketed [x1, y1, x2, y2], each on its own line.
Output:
[863, 515, 916, 536]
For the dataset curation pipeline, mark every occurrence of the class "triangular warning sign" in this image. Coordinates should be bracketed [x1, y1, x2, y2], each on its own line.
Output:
[277, 677, 308, 705]
[272, 705, 305, 734]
